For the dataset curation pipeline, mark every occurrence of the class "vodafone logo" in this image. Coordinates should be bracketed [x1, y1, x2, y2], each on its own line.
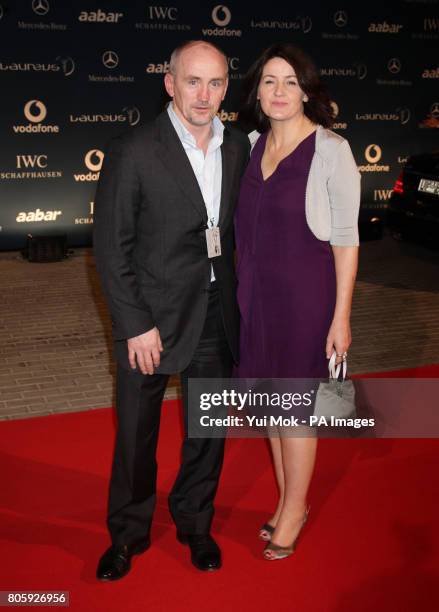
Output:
[212, 5, 231, 26]
[13, 100, 59, 134]
[24, 100, 47, 123]
[74, 149, 104, 181]
[85, 149, 104, 172]
[365, 144, 382, 163]
[358, 145, 389, 173]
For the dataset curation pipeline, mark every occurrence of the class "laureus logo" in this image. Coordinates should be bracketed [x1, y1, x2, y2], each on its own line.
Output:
[24, 99, 46, 123]
[13, 100, 59, 134]
[56, 56, 75, 77]
[124, 106, 141, 126]
[212, 5, 231, 27]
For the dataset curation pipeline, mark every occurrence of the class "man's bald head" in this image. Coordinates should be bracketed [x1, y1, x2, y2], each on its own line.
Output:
[169, 40, 228, 76]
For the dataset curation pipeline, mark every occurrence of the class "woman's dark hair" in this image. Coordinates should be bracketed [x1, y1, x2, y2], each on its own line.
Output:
[240, 43, 334, 131]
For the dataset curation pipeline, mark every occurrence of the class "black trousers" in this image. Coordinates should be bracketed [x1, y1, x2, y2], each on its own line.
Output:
[107, 284, 233, 550]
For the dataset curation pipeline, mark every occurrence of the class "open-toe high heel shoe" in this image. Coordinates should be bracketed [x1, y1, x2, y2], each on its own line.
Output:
[263, 506, 310, 560]
[259, 523, 275, 542]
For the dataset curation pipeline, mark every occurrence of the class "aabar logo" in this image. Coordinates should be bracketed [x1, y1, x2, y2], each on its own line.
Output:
[13, 100, 59, 134]
[74, 150, 104, 182]
[24, 99, 46, 123]
[212, 5, 231, 27]
[79, 10, 123, 23]
[146, 61, 170, 73]
[422, 67, 439, 78]
[217, 110, 238, 122]
[368, 21, 403, 33]
[358, 145, 390, 173]
[16, 208, 61, 222]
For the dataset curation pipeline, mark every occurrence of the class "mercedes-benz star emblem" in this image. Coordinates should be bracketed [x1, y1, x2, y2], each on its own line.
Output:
[32, 0, 49, 16]
[431, 102, 439, 118]
[102, 50, 119, 69]
[387, 58, 401, 74]
[334, 10, 347, 28]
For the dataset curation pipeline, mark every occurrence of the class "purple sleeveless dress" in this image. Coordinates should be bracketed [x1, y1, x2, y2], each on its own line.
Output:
[235, 130, 336, 378]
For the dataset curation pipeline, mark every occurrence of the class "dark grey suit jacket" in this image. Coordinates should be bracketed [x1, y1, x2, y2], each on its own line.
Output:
[93, 110, 250, 374]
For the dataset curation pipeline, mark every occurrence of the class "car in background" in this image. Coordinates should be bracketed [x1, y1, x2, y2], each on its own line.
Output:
[388, 151, 439, 245]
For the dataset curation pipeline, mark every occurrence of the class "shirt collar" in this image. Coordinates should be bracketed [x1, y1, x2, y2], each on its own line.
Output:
[167, 102, 224, 152]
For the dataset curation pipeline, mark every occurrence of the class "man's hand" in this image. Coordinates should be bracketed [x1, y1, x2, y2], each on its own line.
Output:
[127, 327, 163, 375]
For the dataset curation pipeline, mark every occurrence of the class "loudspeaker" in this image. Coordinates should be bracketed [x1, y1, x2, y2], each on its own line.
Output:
[24, 234, 68, 263]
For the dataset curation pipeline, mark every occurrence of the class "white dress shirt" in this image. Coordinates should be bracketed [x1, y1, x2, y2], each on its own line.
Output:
[167, 103, 224, 280]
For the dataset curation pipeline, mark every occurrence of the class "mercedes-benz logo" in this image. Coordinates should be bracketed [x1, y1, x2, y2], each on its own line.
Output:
[102, 51, 119, 69]
[387, 58, 401, 74]
[334, 10, 347, 28]
[32, 0, 49, 16]
[24, 100, 47, 123]
[430, 102, 439, 118]
[123, 106, 141, 127]
[212, 5, 231, 27]
[365, 144, 382, 164]
[85, 149, 104, 172]
[301, 16, 313, 34]
[56, 56, 75, 77]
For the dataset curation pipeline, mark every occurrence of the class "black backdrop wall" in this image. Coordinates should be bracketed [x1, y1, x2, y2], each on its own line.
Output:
[0, 0, 438, 250]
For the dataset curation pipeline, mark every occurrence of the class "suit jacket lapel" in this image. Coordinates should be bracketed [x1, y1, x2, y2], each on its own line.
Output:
[154, 111, 208, 223]
[218, 129, 238, 231]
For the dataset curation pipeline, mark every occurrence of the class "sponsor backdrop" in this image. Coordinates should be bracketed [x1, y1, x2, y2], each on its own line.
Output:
[0, 0, 438, 249]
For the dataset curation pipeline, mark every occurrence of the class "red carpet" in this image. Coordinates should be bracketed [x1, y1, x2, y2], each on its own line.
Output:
[1, 365, 439, 611]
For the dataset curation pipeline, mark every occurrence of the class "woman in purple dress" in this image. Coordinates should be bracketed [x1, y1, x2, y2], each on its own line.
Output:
[235, 44, 360, 560]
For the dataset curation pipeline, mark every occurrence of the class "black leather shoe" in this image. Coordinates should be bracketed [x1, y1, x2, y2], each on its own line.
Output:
[96, 541, 150, 582]
[177, 532, 222, 571]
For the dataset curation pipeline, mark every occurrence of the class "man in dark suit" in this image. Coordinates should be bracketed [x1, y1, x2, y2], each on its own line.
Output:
[93, 40, 249, 579]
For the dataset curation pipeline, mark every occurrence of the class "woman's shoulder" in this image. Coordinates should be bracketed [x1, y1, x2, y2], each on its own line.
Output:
[315, 125, 351, 159]
[248, 130, 261, 151]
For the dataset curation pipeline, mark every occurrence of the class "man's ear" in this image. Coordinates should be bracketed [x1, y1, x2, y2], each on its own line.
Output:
[164, 72, 174, 97]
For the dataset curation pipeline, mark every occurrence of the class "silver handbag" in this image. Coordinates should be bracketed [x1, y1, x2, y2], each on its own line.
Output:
[313, 352, 356, 420]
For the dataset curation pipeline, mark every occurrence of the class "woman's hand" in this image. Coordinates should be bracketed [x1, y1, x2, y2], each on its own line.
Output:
[326, 318, 351, 364]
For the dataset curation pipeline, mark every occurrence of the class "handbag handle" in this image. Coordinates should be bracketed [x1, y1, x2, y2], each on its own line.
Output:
[328, 351, 347, 381]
